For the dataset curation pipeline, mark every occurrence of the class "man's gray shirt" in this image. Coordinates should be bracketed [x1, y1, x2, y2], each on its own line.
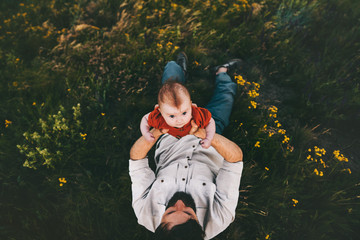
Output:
[129, 134, 243, 239]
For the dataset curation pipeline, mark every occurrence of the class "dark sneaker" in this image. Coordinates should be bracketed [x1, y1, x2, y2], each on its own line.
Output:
[176, 51, 188, 76]
[213, 59, 243, 74]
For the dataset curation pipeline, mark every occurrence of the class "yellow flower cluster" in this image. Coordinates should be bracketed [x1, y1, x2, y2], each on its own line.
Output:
[80, 133, 87, 140]
[5, 120, 12, 128]
[249, 100, 257, 109]
[278, 129, 286, 135]
[248, 89, 259, 98]
[58, 177, 67, 187]
[333, 150, 348, 162]
[282, 135, 290, 144]
[342, 168, 352, 174]
[292, 198, 299, 207]
[307, 147, 327, 165]
[156, 41, 179, 52]
[313, 168, 324, 176]
[235, 75, 260, 109]
[254, 141, 260, 148]
[235, 75, 246, 85]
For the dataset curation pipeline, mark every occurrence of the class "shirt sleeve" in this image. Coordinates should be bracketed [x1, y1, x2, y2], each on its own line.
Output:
[192, 106, 212, 128]
[129, 158, 156, 218]
[206, 161, 243, 239]
[148, 107, 165, 129]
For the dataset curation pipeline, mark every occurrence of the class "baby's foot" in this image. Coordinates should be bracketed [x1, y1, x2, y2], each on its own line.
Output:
[200, 139, 211, 149]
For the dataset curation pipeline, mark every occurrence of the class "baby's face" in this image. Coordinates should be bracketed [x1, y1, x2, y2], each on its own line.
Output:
[159, 98, 192, 128]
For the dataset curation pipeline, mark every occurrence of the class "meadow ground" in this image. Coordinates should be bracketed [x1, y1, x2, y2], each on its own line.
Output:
[1, 0, 359, 239]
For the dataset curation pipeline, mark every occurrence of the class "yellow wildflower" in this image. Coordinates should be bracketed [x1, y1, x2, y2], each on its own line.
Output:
[252, 82, 260, 90]
[59, 177, 67, 186]
[32, 102, 36, 106]
[194, 60, 199, 66]
[255, 141, 260, 148]
[5, 119, 12, 128]
[171, 2, 178, 10]
[157, 43, 163, 48]
[265, 234, 270, 239]
[269, 113, 277, 118]
[235, 75, 246, 85]
[263, 124, 267, 130]
[13, 81, 18, 87]
[265, 167, 269, 171]
[101, 113, 105, 116]
[268, 131, 274, 137]
[80, 133, 87, 140]
[278, 129, 286, 135]
[268, 106, 278, 113]
[282, 135, 290, 144]
[333, 150, 349, 162]
[250, 101, 257, 109]
[292, 198, 299, 207]
[19, 3, 25, 7]
[247, 90, 259, 98]
[166, 42, 173, 47]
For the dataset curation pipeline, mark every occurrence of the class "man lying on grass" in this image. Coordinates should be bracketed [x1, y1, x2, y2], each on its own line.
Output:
[129, 52, 244, 239]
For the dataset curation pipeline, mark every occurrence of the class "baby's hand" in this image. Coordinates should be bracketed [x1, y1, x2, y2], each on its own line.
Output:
[200, 139, 211, 149]
[143, 131, 155, 142]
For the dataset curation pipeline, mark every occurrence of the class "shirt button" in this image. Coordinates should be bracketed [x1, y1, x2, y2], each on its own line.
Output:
[185, 166, 188, 168]
[193, 145, 195, 148]
[182, 178, 185, 181]
[161, 180, 164, 183]
[187, 156, 190, 160]
[202, 183, 206, 186]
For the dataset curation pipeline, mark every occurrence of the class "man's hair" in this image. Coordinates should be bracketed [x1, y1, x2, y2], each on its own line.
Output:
[158, 80, 190, 108]
[154, 219, 205, 240]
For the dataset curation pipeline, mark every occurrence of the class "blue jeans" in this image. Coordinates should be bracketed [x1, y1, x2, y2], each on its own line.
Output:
[162, 61, 237, 134]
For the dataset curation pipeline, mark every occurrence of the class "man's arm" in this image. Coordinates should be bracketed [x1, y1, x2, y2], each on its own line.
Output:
[130, 128, 168, 160]
[189, 120, 243, 163]
[211, 133, 243, 163]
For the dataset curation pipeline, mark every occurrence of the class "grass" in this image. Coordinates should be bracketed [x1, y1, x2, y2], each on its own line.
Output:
[1, 0, 359, 239]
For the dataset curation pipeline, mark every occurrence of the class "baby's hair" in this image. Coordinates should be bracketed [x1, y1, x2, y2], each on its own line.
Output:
[158, 80, 191, 108]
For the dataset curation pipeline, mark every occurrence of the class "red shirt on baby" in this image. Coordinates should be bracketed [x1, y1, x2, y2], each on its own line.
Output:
[148, 105, 212, 139]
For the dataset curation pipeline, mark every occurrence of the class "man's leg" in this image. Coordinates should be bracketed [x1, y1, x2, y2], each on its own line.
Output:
[206, 71, 237, 134]
[161, 61, 186, 84]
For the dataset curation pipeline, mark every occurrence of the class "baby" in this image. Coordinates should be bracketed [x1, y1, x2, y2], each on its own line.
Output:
[140, 81, 215, 148]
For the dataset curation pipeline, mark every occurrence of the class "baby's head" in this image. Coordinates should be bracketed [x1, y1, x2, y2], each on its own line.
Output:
[158, 81, 192, 128]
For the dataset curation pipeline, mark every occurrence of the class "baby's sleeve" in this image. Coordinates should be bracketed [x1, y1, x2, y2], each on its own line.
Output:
[193, 106, 212, 128]
[147, 108, 162, 129]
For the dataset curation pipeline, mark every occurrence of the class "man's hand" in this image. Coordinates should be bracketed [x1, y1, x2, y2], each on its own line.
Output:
[189, 120, 206, 139]
[152, 128, 169, 138]
[130, 128, 168, 160]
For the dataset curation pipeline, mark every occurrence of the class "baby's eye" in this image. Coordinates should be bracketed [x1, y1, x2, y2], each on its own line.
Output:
[169, 115, 175, 118]
[182, 112, 187, 115]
